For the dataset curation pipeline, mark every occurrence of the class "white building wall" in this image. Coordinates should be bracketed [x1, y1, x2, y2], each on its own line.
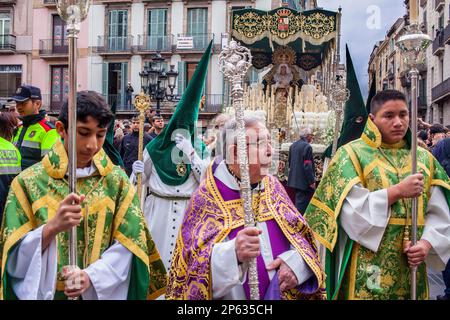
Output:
[212, 0, 227, 45]
[131, 2, 145, 41]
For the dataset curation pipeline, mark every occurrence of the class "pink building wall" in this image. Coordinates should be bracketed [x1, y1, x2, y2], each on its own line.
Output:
[31, 8, 89, 99]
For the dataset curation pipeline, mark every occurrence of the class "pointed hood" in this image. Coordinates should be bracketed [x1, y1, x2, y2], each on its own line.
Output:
[366, 74, 377, 115]
[146, 40, 213, 186]
[323, 45, 368, 158]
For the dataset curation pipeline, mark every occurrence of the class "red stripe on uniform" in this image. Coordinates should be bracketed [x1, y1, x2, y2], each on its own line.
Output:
[303, 160, 312, 165]
[39, 119, 52, 132]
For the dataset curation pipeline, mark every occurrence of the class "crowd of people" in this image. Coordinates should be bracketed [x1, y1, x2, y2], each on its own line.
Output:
[0, 83, 449, 301]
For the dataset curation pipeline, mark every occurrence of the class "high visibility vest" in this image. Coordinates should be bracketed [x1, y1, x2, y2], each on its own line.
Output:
[0, 136, 21, 219]
[13, 117, 58, 170]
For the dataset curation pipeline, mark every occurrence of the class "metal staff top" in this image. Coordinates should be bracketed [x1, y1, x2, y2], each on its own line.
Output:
[219, 40, 260, 300]
[134, 92, 151, 202]
[55, 0, 91, 281]
[396, 22, 431, 301]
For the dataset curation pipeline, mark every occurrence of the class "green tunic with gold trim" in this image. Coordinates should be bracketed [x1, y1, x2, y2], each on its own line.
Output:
[304, 118, 450, 300]
[0, 139, 166, 300]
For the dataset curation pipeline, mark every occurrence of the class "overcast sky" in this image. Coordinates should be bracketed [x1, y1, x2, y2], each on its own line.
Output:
[317, 0, 406, 98]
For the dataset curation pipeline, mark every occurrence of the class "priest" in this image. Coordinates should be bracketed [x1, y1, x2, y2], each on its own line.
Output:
[166, 116, 325, 300]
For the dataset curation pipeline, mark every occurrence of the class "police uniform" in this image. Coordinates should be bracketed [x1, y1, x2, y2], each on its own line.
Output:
[0, 136, 21, 220]
[9, 85, 59, 170]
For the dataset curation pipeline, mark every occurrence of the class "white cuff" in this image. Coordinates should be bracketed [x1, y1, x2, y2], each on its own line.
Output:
[278, 249, 314, 285]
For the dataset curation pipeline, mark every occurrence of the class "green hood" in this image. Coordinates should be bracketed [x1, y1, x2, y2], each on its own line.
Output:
[146, 40, 213, 186]
[323, 45, 368, 158]
[103, 101, 125, 167]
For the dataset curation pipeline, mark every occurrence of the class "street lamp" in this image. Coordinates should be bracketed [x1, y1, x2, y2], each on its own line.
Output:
[166, 64, 179, 101]
[139, 51, 178, 115]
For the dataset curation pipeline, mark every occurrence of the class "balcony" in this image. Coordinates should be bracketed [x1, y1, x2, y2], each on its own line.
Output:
[0, 34, 16, 53]
[435, 0, 444, 11]
[92, 35, 134, 55]
[42, 0, 56, 6]
[39, 39, 68, 58]
[137, 35, 173, 53]
[432, 32, 445, 56]
[444, 24, 450, 45]
[432, 78, 450, 103]
[176, 33, 214, 52]
[0, 0, 16, 4]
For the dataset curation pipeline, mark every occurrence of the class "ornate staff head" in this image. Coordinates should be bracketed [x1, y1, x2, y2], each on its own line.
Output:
[219, 40, 252, 97]
[396, 24, 431, 71]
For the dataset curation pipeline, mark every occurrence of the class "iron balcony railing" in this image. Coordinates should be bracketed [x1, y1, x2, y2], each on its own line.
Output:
[432, 31, 445, 55]
[137, 34, 173, 52]
[432, 77, 450, 103]
[39, 39, 68, 55]
[444, 24, 450, 45]
[0, 34, 16, 51]
[93, 35, 134, 53]
[176, 33, 213, 51]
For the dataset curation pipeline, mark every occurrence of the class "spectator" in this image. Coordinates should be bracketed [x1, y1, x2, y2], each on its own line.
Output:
[429, 123, 447, 151]
[126, 82, 134, 109]
[287, 127, 316, 214]
[119, 115, 152, 176]
[149, 115, 164, 139]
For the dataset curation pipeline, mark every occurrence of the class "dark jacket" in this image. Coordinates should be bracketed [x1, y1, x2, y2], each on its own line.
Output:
[432, 137, 450, 177]
[287, 137, 315, 191]
[119, 131, 152, 176]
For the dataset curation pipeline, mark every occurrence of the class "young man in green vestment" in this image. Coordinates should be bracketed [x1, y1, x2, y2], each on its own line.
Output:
[305, 90, 450, 300]
[0, 91, 166, 300]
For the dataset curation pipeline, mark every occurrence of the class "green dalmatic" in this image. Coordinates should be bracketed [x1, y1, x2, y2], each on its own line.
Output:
[305, 118, 450, 300]
[0, 139, 167, 300]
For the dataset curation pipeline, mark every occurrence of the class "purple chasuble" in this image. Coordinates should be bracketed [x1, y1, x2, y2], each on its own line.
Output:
[212, 161, 290, 299]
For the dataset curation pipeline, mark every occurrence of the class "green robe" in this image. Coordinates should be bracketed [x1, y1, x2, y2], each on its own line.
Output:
[0, 139, 166, 300]
[305, 118, 450, 300]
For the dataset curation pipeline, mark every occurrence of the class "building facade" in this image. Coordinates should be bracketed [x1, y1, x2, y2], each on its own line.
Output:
[368, 0, 450, 125]
[0, 0, 319, 117]
[421, 0, 450, 125]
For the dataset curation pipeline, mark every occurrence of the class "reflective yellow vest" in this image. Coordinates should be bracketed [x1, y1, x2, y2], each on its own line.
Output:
[13, 112, 58, 170]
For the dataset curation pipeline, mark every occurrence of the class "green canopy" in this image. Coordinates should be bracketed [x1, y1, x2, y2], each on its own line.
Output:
[231, 7, 338, 70]
[323, 45, 368, 158]
[146, 40, 212, 186]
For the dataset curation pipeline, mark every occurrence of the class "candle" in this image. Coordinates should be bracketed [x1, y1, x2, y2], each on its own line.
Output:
[409, 0, 418, 24]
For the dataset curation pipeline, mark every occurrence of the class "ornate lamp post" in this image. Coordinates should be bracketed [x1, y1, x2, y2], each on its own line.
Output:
[140, 52, 178, 115]
[55, 0, 91, 293]
[396, 14, 432, 300]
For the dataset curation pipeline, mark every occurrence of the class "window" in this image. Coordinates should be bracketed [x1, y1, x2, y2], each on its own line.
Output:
[187, 8, 208, 49]
[0, 65, 21, 97]
[147, 9, 168, 51]
[0, 12, 11, 49]
[108, 10, 128, 51]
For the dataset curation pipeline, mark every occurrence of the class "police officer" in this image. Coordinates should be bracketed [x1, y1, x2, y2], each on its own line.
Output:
[119, 115, 152, 176]
[0, 112, 21, 221]
[8, 85, 58, 170]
